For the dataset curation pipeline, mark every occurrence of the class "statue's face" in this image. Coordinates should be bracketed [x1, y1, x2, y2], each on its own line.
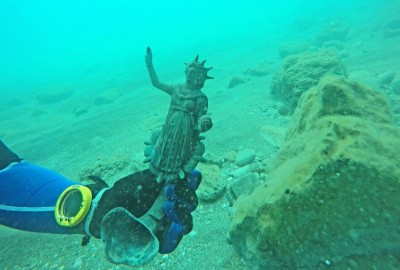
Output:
[186, 68, 206, 88]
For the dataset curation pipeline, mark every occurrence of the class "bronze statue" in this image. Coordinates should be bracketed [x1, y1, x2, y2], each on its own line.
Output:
[144, 47, 213, 183]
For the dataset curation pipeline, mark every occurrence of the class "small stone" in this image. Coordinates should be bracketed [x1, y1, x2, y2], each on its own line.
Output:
[73, 257, 82, 268]
[36, 85, 74, 104]
[73, 104, 88, 117]
[94, 88, 124, 106]
[391, 74, 400, 95]
[223, 151, 237, 163]
[235, 149, 256, 167]
[6, 97, 26, 107]
[74, 108, 88, 117]
[144, 144, 154, 157]
[384, 19, 400, 38]
[231, 165, 250, 178]
[28, 261, 38, 269]
[348, 259, 359, 268]
[277, 102, 290, 116]
[378, 69, 397, 85]
[242, 65, 270, 77]
[189, 231, 198, 237]
[228, 77, 246, 89]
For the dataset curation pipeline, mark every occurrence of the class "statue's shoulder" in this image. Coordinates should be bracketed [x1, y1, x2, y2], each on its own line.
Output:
[171, 84, 183, 94]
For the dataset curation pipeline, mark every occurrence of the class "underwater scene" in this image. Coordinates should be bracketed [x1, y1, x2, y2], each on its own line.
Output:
[1, 0, 400, 269]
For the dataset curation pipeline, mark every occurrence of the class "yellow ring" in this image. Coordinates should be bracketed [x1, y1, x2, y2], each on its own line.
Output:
[55, 185, 92, 227]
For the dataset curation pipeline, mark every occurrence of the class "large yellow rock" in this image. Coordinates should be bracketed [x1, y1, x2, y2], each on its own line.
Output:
[228, 76, 400, 269]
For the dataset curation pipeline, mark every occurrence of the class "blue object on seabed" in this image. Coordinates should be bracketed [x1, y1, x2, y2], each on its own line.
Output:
[0, 161, 78, 234]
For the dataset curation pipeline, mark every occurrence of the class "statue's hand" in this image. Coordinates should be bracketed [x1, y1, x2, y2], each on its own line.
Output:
[197, 115, 212, 132]
[145, 46, 153, 66]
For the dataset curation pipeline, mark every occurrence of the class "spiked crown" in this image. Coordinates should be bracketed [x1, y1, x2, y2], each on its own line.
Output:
[185, 55, 214, 80]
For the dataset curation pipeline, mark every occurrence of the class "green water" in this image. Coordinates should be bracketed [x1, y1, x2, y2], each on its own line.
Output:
[1, 0, 399, 269]
[0, 0, 384, 97]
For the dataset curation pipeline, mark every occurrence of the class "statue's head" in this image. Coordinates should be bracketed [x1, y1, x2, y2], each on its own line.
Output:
[185, 55, 213, 89]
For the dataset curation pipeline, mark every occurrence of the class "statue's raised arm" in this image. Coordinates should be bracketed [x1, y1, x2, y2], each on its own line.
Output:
[145, 47, 173, 94]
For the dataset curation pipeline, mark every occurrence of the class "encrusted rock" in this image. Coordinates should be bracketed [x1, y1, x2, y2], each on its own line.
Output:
[259, 125, 286, 148]
[271, 50, 347, 114]
[79, 158, 130, 183]
[349, 70, 380, 90]
[196, 163, 226, 202]
[226, 172, 259, 205]
[229, 76, 400, 269]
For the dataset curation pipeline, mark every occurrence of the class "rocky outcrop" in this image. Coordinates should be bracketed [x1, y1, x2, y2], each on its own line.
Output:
[271, 50, 347, 114]
[229, 76, 400, 269]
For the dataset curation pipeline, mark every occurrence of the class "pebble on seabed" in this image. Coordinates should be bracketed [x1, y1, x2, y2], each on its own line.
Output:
[189, 231, 198, 237]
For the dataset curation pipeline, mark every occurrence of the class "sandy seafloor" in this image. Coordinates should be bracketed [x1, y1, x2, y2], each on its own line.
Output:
[1, 3, 400, 270]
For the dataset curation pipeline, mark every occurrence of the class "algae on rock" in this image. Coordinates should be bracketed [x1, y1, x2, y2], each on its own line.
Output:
[229, 76, 400, 269]
[271, 50, 347, 114]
